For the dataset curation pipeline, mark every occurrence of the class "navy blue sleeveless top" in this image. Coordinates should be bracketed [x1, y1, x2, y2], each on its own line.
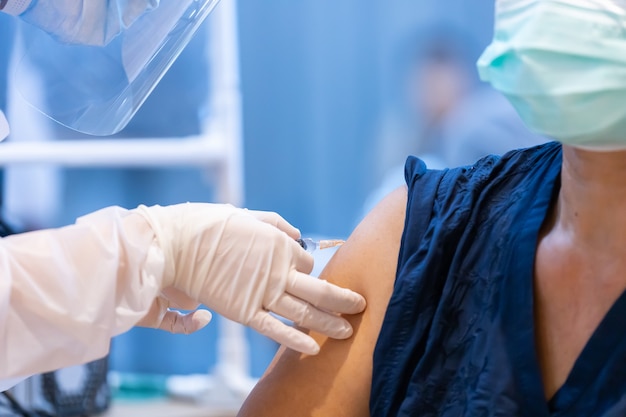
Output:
[370, 141, 626, 416]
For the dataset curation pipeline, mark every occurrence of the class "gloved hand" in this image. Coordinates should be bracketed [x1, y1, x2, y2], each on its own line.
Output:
[4, 0, 159, 46]
[135, 203, 367, 355]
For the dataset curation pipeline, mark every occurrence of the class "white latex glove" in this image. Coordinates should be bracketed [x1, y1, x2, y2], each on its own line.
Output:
[2, 0, 158, 46]
[136, 203, 367, 355]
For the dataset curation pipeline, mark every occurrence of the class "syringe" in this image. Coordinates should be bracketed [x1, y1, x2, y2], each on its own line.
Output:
[297, 238, 345, 254]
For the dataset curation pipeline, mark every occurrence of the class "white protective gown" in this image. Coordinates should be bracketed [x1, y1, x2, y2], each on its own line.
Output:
[0, 206, 164, 387]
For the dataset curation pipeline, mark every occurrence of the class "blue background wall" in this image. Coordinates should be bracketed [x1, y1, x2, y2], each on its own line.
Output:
[238, 0, 495, 237]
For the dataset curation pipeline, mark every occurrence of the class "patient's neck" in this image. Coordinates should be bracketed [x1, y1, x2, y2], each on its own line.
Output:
[555, 145, 626, 252]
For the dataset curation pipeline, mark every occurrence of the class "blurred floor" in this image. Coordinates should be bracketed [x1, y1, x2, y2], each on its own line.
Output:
[104, 398, 237, 417]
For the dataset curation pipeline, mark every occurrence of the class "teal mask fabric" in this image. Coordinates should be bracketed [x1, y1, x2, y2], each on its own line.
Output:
[477, 0, 626, 151]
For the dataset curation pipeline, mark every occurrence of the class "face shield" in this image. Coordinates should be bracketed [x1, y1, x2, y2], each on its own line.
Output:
[14, 0, 220, 136]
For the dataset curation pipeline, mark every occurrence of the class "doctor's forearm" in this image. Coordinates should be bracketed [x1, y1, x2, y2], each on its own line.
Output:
[0, 206, 164, 379]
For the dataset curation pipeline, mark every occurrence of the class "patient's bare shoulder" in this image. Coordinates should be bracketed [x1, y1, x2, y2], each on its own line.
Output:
[237, 186, 408, 417]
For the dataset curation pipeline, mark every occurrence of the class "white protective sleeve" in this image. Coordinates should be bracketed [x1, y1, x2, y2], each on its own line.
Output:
[0, 206, 165, 381]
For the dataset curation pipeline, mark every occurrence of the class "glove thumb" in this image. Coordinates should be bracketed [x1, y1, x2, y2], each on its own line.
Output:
[137, 295, 213, 334]
[158, 309, 213, 334]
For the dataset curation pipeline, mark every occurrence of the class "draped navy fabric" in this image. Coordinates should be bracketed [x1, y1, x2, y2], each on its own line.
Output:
[371, 141, 626, 416]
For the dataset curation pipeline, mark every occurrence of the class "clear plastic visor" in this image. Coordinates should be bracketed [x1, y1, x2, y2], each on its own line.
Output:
[15, 0, 220, 136]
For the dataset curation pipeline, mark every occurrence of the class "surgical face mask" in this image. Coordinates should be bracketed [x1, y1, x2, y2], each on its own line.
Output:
[14, 0, 220, 136]
[477, 0, 626, 151]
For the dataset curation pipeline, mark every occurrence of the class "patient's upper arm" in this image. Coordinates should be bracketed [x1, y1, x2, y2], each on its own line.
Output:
[237, 186, 408, 417]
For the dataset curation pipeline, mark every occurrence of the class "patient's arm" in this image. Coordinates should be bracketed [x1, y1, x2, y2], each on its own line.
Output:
[237, 186, 408, 417]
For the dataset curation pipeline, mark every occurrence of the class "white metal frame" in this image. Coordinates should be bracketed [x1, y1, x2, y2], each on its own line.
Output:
[1, 0, 254, 412]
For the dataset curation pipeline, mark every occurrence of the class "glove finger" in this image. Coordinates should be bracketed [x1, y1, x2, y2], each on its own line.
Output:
[162, 287, 201, 310]
[292, 240, 315, 274]
[287, 271, 366, 315]
[241, 210, 313, 272]
[271, 293, 353, 339]
[249, 210, 301, 239]
[160, 309, 213, 334]
[250, 311, 320, 356]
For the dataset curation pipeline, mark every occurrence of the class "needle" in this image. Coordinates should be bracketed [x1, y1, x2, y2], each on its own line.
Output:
[296, 238, 345, 253]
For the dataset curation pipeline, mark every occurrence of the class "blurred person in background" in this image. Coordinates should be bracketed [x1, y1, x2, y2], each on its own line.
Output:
[362, 22, 546, 217]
